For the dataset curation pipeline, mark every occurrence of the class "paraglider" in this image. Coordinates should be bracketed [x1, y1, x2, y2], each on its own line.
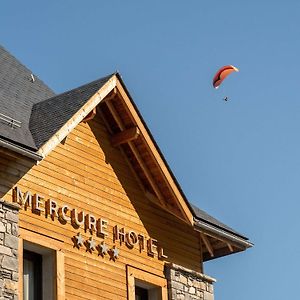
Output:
[212, 65, 239, 89]
[212, 65, 239, 102]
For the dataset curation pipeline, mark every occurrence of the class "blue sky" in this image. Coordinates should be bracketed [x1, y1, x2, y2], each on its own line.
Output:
[2, 1, 300, 299]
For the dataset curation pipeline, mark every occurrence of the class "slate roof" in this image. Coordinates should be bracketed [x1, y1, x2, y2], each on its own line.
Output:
[0, 45, 55, 150]
[0, 45, 250, 244]
[29, 74, 113, 149]
[191, 204, 248, 240]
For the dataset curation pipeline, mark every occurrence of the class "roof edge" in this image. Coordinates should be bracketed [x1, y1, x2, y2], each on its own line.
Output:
[36, 74, 117, 158]
[0, 137, 42, 161]
[194, 220, 253, 249]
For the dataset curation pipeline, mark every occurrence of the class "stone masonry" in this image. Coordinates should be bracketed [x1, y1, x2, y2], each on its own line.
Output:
[165, 263, 216, 300]
[0, 200, 19, 300]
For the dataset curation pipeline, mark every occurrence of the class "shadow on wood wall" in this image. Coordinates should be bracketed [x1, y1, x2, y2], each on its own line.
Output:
[89, 120, 202, 272]
[0, 149, 36, 201]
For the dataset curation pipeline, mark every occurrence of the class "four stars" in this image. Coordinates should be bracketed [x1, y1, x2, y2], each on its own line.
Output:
[74, 233, 119, 260]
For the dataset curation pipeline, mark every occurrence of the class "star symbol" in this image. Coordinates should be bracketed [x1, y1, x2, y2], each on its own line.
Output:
[98, 242, 108, 256]
[75, 233, 84, 247]
[109, 246, 119, 260]
[87, 238, 96, 251]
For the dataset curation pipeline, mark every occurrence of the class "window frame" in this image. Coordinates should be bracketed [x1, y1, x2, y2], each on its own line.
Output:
[19, 228, 65, 300]
[126, 265, 168, 300]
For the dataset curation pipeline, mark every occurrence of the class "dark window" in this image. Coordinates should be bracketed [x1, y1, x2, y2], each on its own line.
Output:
[135, 286, 149, 300]
[23, 250, 43, 300]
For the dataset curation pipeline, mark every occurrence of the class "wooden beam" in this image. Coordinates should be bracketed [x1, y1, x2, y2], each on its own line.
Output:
[194, 226, 248, 250]
[128, 142, 165, 205]
[227, 243, 234, 252]
[105, 100, 165, 206]
[82, 107, 96, 122]
[111, 126, 140, 147]
[200, 233, 214, 258]
[145, 191, 166, 208]
[98, 108, 146, 194]
[104, 100, 125, 132]
[104, 87, 118, 102]
[101, 105, 167, 211]
[56, 250, 65, 300]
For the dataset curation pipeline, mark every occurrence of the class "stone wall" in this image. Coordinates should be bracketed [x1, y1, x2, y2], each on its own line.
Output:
[165, 263, 215, 300]
[0, 200, 19, 300]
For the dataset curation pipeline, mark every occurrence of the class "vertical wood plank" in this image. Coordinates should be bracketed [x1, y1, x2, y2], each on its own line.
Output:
[127, 267, 135, 300]
[56, 250, 65, 300]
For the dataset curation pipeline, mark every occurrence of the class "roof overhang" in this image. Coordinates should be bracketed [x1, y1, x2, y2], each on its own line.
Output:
[194, 219, 253, 261]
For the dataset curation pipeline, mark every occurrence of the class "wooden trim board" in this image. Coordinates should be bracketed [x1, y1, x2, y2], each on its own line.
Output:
[126, 265, 168, 300]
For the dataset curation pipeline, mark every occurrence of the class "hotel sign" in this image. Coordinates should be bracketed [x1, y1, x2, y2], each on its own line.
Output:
[13, 186, 167, 260]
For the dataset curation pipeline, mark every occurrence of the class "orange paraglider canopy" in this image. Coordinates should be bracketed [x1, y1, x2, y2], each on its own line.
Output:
[213, 65, 239, 89]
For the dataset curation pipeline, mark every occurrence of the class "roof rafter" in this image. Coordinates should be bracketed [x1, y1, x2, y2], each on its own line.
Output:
[200, 233, 214, 258]
[227, 243, 234, 253]
[105, 100, 166, 208]
[110, 126, 140, 147]
[98, 107, 147, 195]
[82, 107, 97, 123]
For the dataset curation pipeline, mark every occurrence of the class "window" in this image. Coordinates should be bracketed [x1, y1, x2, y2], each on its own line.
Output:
[135, 280, 163, 300]
[23, 250, 42, 300]
[135, 285, 149, 300]
[19, 229, 65, 300]
[127, 266, 168, 300]
[23, 241, 55, 300]
[135, 285, 148, 300]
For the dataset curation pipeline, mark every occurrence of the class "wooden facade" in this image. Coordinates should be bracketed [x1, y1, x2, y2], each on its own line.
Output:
[1, 112, 203, 299]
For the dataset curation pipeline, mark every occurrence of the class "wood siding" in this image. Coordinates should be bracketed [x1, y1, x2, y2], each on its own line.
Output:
[0, 114, 202, 300]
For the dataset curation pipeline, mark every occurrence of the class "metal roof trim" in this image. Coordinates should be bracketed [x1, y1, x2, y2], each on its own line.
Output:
[0, 137, 43, 161]
[194, 219, 253, 249]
